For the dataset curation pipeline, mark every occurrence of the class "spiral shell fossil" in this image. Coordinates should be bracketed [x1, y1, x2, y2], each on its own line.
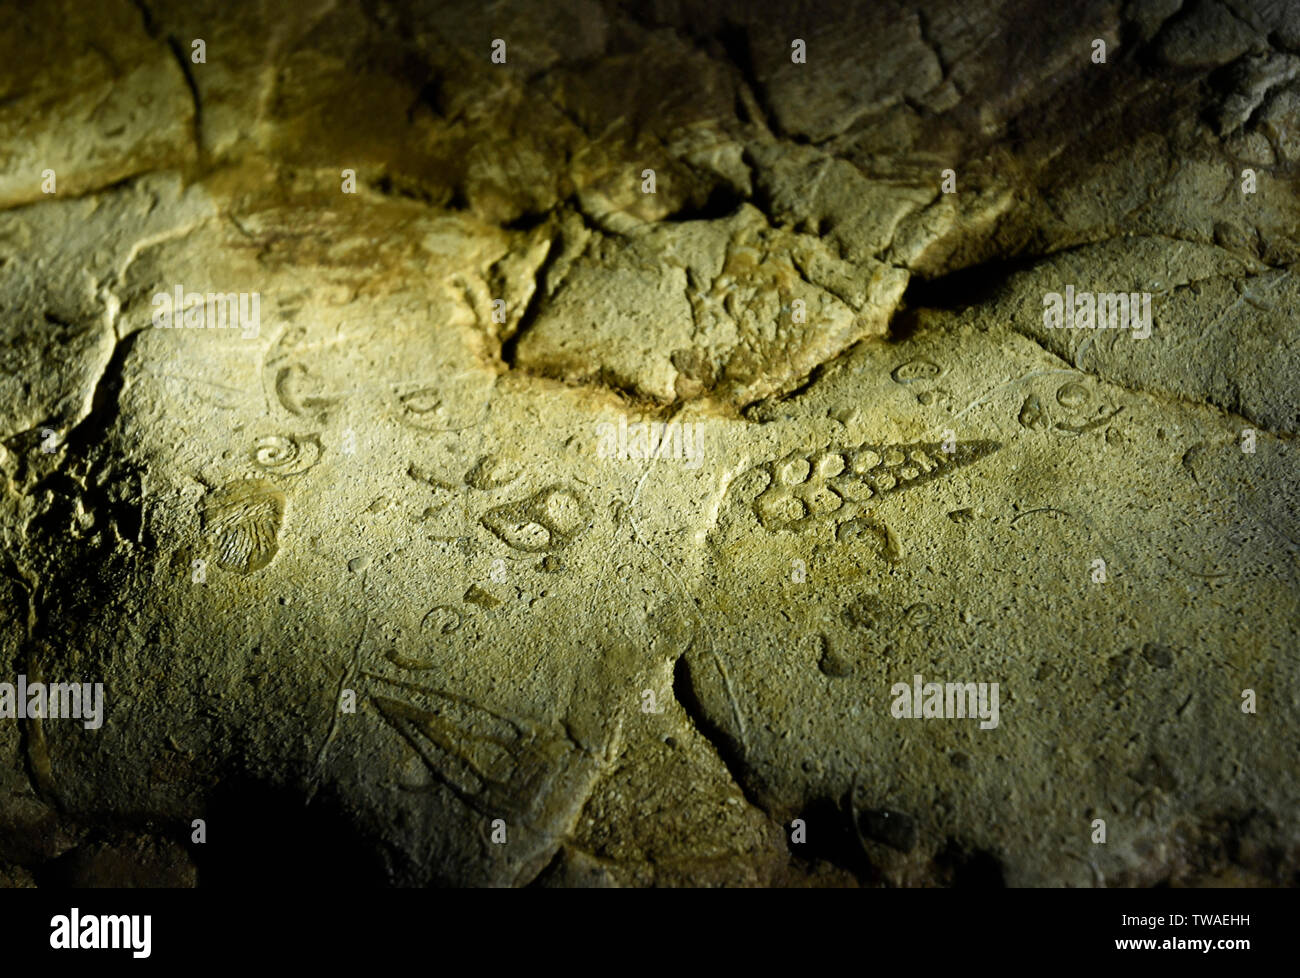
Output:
[251, 433, 322, 476]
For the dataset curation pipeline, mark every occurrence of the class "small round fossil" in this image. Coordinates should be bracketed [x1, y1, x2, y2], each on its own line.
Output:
[252, 433, 322, 476]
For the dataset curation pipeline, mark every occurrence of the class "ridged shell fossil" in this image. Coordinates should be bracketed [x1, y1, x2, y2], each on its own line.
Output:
[202, 478, 285, 574]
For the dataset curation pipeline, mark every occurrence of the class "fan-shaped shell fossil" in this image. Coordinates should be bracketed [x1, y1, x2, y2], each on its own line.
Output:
[202, 478, 285, 574]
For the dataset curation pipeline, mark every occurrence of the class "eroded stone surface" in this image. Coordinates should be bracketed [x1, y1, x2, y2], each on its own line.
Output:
[1, 0, 1297, 888]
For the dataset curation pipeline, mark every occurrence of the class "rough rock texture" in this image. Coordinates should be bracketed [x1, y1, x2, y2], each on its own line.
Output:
[0, 0, 1297, 887]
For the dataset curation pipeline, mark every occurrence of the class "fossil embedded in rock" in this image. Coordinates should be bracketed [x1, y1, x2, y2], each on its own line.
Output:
[5, 0, 1298, 895]
[481, 485, 591, 552]
[739, 440, 1000, 533]
[251, 433, 322, 477]
[201, 479, 286, 574]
